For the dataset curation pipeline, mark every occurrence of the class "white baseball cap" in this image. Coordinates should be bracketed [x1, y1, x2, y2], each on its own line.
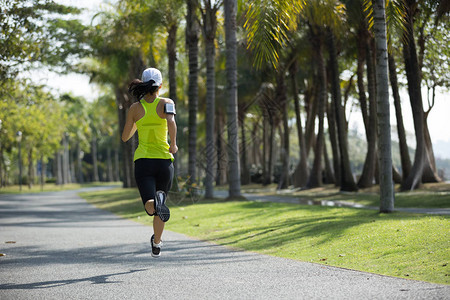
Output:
[142, 68, 162, 86]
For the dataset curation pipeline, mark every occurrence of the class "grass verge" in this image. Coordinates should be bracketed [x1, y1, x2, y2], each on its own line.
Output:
[80, 188, 450, 285]
[257, 182, 450, 209]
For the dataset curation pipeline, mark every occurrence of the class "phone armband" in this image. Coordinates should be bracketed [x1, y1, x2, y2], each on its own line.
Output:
[164, 103, 176, 115]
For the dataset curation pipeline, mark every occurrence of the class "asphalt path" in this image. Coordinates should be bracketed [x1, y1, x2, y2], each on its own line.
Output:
[0, 188, 448, 300]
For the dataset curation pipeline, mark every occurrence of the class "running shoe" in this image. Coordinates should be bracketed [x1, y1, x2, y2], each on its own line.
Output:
[154, 190, 170, 222]
[151, 234, 163, 258]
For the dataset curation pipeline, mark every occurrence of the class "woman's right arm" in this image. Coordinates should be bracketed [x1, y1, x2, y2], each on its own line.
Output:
[121, 104, 137, 142]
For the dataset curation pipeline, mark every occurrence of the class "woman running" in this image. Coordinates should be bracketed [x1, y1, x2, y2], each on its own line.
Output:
[121, 67, 178, 258]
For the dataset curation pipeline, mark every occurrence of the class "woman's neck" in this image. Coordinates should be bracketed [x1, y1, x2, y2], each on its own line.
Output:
[144, 93, 158, 103]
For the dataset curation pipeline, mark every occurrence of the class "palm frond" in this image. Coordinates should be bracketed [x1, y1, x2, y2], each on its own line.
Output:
[386, 0, 407, 51]
[363, 0, 374, 29]
[363, 0, 407, 51]
[244, 0, 300, 69]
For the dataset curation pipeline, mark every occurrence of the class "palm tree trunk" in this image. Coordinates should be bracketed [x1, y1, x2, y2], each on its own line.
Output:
[323, 142, 335, 184]
[326, 98, 338, 185]
[186, 0, 199, 186]
[267, 113, 275, 185]
[251, 119, 261, 170]
[276, 69, 289, 189]
[327, 29, 357, 191]
[307, 29, 326, 188]
[107, 148, 113, 182]
[326, 42, 340, 187]
[290, 61, 308, 188]
[262, 116, 268, 184]
[115, 87, 133, 187]
[202, 3, 218, 198]
[393, 165, 402, 184]
[224, 0, 241, 197]
[401, 1, 425, 191]
[167, 22, 178, 180]
[388, 53, 411, 180]
[215, 113, 224, 186]
[91, 136, 99, 182]
[357, 28, 369, 135]
[304, 81, 317, 157]
[373, 0, 394, 212]
[167, 24, 177, 103]
[239, 113, 250, 185]
[358, 37, 377, 188]
[114, 149, 120, 182]
[76, 141, 83, 183]
[422, 111, 441, 182]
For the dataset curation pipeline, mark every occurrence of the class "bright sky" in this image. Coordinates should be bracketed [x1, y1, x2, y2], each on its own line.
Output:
[32, 0, 450, 159]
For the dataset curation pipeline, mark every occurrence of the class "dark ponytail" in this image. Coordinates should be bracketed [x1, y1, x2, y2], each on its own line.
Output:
[128, 79, 159, 100]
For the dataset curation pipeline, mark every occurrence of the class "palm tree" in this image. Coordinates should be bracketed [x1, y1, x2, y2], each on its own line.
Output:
[345, 0, 378, 188]
[200, 0, 221, 198]
[289, 60, 309, 188]
[357, 35, 378, 188]
[244, 0, 358, 189]
[186, 0, 200, 186]
[224, 0, 242, 198]
[306, 25, 327, 188]
[326, 28, 358, 191]
[400, 0, 429, 190]
[388, 52, 411, 181]
[372, 0, 394, 212]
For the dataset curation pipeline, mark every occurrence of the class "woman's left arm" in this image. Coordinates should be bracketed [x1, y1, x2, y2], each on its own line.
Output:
[167, 114, 178, 154]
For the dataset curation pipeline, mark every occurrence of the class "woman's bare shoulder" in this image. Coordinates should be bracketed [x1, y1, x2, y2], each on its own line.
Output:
[130, 101, 142, 109]
[159, 97, 174, 104]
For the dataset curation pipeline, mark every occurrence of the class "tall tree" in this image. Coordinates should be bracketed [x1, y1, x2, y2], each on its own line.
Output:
[373, 0, 394, 212]
[306, 26, 327, 188]
[290, 60, 309, 188]
[186, 0, 200, 185]
[326, 28, 358, 191]
[358, 36, 378, 188]
[388, 52, 411, 181]
[224, 0, 242, 198]
[275, 64, 290, 189]
[400, 0, 427, 190]
[200, 0, 221, 198]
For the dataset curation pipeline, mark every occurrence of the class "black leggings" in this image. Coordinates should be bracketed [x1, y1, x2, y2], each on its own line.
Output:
[134, 159, 174, 208]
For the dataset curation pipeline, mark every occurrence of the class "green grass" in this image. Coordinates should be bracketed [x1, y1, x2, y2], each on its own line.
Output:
[80, 188, 450, 285]
[278, 182, 450, 209]
[0, 182, 121, 194]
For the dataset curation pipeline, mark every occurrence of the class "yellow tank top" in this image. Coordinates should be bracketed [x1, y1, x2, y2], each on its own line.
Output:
[133, 98, 174, 161]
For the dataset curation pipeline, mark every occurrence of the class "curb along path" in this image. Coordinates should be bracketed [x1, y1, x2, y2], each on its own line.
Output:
[1, 188, 449, 299]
